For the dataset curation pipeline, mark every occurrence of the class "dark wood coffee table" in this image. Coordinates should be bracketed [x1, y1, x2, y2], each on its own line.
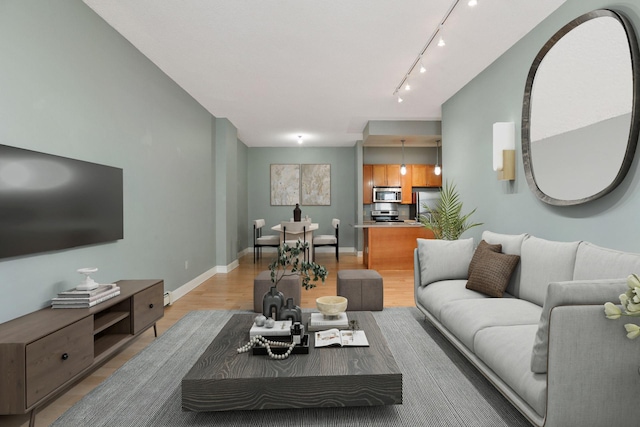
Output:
[181, 311, 402, 411]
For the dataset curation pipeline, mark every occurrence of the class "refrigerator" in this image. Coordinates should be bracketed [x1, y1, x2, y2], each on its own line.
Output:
[411, 190, 441, 221]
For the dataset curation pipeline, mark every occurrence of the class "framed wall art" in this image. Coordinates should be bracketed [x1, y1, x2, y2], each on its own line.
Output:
[301, 164, 330, 206]
[270, 164, 300, 206]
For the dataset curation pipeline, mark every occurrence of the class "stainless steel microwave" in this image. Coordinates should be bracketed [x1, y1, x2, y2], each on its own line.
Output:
[373, 187, 402, 203]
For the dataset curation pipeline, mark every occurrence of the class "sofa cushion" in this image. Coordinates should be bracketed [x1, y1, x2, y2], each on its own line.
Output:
[415, 280, 489, 321]
[481, 231, 528, 297]
[417, 238, 474, 286]
[466, 251, 521, 297]
[530, 278, 628, 374]
[439, 298, 542, 352]
[474, 324, 547, 417]
[573, 242, 640, 280]
[468, 240, 502, 277]
[519, 236, 580, 307]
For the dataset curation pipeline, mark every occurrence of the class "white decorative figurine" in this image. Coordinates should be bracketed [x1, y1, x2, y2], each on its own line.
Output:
[76, 267, 99, 291]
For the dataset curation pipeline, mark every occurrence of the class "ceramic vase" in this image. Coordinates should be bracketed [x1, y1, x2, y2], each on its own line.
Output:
[262, 286, 284, 319]
[279, 297, 302, 322]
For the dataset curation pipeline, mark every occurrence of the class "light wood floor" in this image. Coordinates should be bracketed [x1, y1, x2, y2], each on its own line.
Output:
[7, 251, 416, 427]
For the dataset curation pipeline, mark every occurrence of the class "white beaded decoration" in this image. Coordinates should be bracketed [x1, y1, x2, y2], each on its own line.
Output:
[237, 335, 296, 360]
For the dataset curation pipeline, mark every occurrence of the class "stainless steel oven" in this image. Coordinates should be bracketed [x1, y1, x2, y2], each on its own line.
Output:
[373, 187, 402, 203]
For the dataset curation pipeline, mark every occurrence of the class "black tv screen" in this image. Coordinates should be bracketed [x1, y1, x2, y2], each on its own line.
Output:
[0, 144, 123, 259]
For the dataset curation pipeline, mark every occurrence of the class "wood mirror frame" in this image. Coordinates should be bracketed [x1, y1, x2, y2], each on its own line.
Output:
[522, 9, 640, 206]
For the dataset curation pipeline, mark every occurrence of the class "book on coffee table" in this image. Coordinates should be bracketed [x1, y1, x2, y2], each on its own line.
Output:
[314, 329, 369, 348]
[249, 320, 292, 337]
[308, 312, 349, 331]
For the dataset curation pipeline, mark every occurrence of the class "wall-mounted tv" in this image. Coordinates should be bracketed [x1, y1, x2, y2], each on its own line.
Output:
[0, 144, 123, 259]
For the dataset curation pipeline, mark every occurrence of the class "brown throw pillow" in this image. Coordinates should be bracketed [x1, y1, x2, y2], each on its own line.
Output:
[468, 240, 502, 277]
[466, 251, 520, 297]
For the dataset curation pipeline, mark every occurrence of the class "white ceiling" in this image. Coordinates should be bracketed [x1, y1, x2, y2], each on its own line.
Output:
[83, 0, 567, 147]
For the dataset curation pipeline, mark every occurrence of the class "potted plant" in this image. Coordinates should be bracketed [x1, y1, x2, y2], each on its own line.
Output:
[419, 180, 482, 240]
[268, 240, 328, 290]
[261, 240, 328, 320]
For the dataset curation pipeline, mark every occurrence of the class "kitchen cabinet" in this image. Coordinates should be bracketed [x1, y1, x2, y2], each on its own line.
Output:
[411, 165, 427, 187]
[361, 224, 435, 270]
[425, 165, 442, 187]
[401, 167, 412, 204]
[371, 164, 401, 187]
[363, 164, 373, 204]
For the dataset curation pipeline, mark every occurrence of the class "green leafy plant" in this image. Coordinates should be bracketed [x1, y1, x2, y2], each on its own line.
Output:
[268, 240, 328, 290]
[419, 180, 482, 240]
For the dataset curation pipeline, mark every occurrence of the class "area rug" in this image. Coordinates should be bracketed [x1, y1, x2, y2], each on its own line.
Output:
[52, 308, 531, 426]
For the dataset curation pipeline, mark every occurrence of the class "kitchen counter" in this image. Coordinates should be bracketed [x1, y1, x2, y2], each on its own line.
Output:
[353, 222, 434, 270]
[354, 221, 423, 228]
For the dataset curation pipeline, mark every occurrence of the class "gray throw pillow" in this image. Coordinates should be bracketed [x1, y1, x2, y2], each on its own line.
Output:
[417, 238, 474, 287]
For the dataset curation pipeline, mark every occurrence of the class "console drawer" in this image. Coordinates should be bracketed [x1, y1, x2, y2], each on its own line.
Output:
[25, 316, 93, 407]
[132, 282, 163, 334]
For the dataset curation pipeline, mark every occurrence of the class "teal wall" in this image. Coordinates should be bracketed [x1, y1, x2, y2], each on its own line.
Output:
[0, 0, 224, 323]
[442, 0, 640, 252]
[247, 147, 358, 249]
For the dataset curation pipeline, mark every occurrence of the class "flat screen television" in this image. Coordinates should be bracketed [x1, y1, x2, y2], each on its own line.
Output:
[0, 144, 123, 259]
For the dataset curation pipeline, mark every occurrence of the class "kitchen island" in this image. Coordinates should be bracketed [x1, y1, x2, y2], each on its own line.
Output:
[354, 222, 434, 270]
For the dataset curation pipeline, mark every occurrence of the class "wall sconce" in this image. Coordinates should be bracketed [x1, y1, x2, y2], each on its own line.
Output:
[493, 122, 515, 181]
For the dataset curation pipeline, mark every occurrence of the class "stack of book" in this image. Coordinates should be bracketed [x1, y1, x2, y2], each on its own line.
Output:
[308, 312, 349, 332]
[52, 283, 120, 309]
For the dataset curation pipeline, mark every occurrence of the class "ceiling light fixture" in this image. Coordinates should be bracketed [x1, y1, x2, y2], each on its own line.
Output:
[468, 0, 478, 6]
[434, 140, 442, 176]
[400, 139, 407, 176]
[393, 0, 476, 100]
[437, 26, 446, 47]
[396, 92, 403, 103]
[297, 135, 303, 144]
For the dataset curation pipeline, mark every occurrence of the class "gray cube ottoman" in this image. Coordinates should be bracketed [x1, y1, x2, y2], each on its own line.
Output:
[253, 271, 301, 313]
[337, 269, 383, 311]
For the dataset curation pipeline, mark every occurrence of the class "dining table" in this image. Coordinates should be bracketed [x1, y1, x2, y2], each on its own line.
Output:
[271, 222, 319, 261]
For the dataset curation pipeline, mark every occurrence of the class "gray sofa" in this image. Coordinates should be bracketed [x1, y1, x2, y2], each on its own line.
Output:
[414, 230, 640, 427]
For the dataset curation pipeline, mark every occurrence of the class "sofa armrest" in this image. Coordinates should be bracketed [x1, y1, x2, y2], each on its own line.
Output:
[545, 305, 640, 427]
[414, 248, 421, 292]
[531, 279, 628, 373]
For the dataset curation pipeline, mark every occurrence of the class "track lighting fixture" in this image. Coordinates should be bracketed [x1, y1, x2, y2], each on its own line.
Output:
[297, 135, 303, 144]
[437, 25, 446, 47]
[393, 0, 477, 102]
[397, 93, 403, 103]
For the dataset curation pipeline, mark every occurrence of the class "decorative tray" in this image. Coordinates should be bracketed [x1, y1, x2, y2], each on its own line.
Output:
[252, 334, 310, 355]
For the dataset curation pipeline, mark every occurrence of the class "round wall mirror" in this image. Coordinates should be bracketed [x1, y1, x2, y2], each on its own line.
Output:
[522, 9, 640, 206]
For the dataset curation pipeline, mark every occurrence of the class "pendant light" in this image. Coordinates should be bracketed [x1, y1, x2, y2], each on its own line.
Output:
[434, 140, 442, 176]
[400, 139, 407, 176]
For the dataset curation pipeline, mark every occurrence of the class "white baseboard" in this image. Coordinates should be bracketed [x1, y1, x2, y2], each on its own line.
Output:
[170, 259, 239, 303]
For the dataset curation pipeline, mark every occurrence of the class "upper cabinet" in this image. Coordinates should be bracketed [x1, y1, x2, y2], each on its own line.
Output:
[425, 165, 442, 187]
[364, 164, 441, 204]
[372, 164, 401, 187]
[411, 165, 427, 187]
[363, 164, 373, 205]
[401, 167, 412, 204]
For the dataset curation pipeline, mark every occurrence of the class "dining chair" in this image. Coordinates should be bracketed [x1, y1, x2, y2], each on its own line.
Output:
[281, 220, 311, 262]
[312, 218, 339, 261]
[253, 219, 280, 263]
